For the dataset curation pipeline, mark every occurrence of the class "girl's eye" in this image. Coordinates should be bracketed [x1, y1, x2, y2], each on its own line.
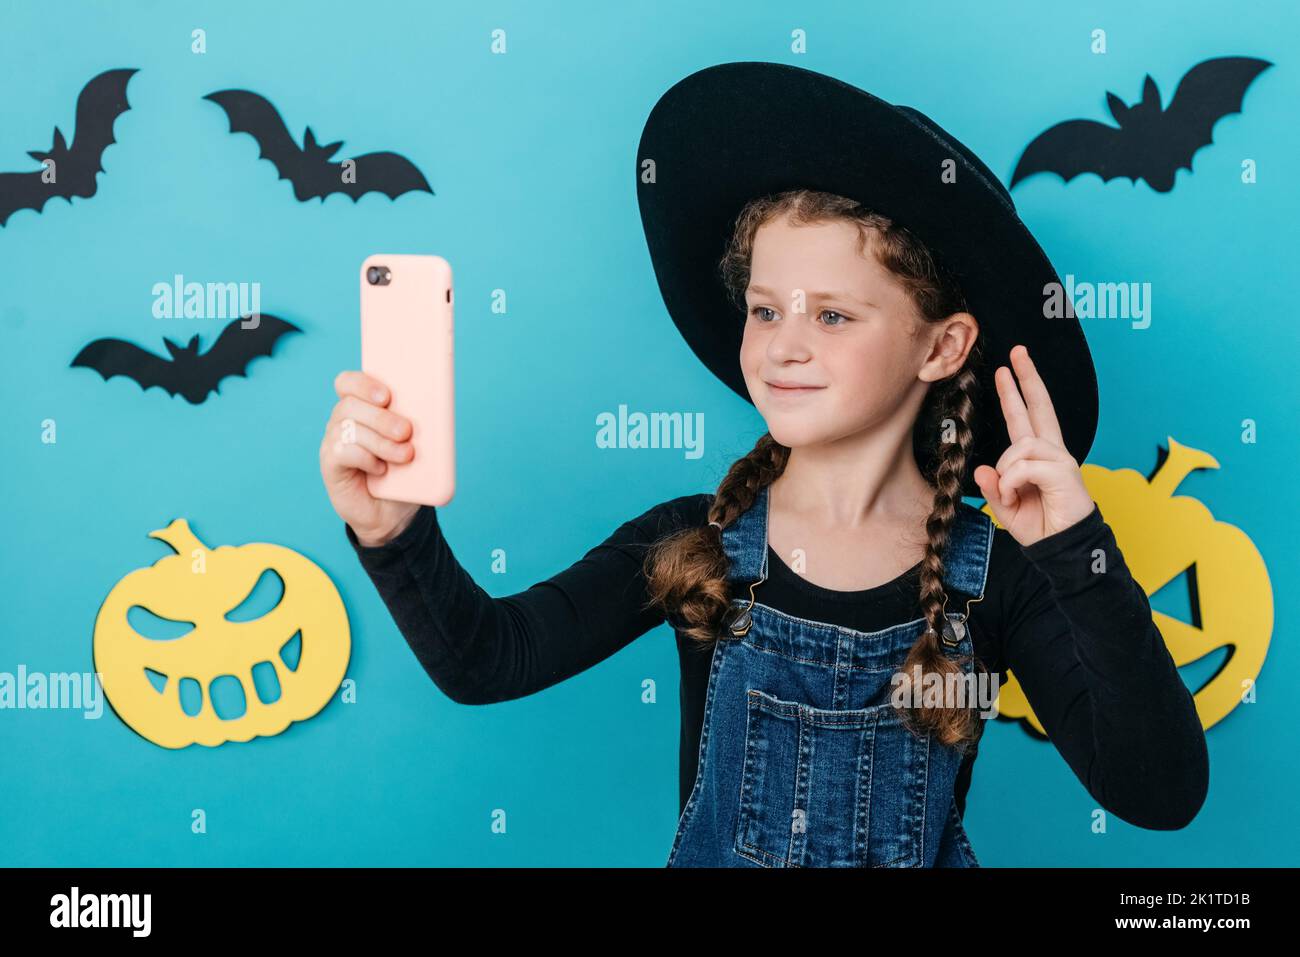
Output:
[748, 306, 851, 326]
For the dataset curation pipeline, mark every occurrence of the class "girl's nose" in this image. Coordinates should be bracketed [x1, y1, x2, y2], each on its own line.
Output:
[767, 312, 815, 361]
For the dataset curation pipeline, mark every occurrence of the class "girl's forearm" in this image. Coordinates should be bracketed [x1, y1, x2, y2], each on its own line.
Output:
[1010, 507, 1210, 830]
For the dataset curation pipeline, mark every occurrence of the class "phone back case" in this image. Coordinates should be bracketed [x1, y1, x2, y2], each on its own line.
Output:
[360, 254, 455, 507]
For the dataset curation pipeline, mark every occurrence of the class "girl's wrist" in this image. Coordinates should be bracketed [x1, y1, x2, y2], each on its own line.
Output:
[354, 528, 395, 548]
[1023, 502, 1102, 561]
[353, 514, 416, 549]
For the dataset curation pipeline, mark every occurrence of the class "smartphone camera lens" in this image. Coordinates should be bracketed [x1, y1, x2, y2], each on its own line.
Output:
[367, 266, 392, 286]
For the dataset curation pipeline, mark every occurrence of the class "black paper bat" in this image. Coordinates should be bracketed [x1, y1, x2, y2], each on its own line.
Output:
[1010, 56, 1272, 193]
[203, 89, 433, 202]
[70, 315, 301, 404]
[0, 68, 137, 227]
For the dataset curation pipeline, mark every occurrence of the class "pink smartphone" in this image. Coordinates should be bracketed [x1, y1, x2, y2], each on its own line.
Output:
[359, 253, 455, 506]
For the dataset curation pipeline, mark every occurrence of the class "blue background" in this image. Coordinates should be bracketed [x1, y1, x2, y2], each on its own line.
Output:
[1, 0, 1295, 866]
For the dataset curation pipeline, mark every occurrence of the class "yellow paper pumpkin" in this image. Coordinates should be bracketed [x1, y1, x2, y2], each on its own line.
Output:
[93, 519, 351, 748]
[986, 437, 1271, 734]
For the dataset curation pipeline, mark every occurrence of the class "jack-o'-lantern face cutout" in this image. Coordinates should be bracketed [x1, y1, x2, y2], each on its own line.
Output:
[93, 519, 350, 748]
[986, 437, 1271, 734]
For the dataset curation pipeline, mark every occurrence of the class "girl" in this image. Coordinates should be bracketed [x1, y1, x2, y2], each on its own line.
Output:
[319, 63, 1207, 867]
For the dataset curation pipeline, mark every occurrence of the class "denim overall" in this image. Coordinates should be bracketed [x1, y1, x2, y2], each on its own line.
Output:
[667, 483, 993, 868]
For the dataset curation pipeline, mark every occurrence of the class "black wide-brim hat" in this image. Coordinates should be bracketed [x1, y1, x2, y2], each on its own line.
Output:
[636, 61, 1097, 496]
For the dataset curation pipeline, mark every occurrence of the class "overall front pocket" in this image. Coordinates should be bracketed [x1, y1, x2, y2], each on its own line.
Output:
[734, 688, 927, 868]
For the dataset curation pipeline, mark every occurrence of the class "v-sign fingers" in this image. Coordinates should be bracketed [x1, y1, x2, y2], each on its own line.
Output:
[995, 364, 1036, 442]
[1009, 345, 1066, 447]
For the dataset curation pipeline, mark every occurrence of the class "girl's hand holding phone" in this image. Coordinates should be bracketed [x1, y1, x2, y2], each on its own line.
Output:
[320, 370, 421, 548]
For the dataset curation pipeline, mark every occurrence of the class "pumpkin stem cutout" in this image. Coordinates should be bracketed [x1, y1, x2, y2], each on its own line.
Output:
[93, 520, 351, 748]
[148, 517, 207, 557]
[1148, 436, 1220, 499]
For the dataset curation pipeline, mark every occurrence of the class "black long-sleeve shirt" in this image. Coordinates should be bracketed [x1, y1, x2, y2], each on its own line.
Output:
[343, 493, 1209, 831]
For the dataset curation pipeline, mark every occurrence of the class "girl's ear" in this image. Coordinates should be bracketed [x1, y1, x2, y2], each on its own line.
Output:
[918, 311, 978, 383]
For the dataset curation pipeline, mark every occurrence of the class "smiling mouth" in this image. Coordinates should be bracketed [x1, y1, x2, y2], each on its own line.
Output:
[144, 631, 302, 718]
[766, 381, 826, 396]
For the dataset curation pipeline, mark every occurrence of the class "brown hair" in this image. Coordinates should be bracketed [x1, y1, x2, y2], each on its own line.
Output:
[643, 188, 985, 752]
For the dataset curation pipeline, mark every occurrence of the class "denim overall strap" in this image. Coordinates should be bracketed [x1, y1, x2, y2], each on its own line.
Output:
[719, 483, 771, 585]
[667, 481, 994, 868]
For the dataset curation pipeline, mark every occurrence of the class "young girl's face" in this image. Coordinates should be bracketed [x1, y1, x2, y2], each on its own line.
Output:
[740, 215, 938, 450]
